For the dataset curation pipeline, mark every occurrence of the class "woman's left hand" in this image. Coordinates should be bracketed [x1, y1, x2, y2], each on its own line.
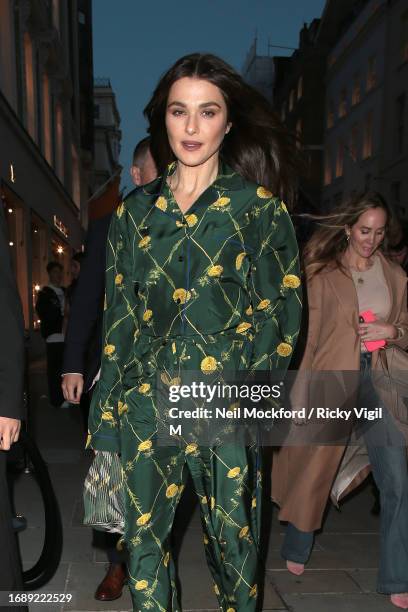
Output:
[358, 320, 398, 341]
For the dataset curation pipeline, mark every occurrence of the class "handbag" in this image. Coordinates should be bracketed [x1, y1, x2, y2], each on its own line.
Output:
[373, 346, 408, 439]
[83, 451, 125, 533]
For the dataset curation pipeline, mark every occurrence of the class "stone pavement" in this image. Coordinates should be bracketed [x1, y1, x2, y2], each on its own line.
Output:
[12, 358, 398, 611]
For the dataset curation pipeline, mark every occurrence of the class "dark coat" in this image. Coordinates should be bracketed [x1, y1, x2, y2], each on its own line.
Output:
[62, 212, 112, 391]
[0, 204, 24, 419]
[35, 286, 65, 339]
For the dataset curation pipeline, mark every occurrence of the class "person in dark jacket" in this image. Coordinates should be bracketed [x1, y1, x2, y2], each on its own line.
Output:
[35, 261, 66, 407]
[61, 137, 157, 603]
[0, 203, 27, 612]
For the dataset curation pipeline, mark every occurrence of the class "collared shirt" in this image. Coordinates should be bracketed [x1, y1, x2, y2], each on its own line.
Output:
[88, 160, 302, 451]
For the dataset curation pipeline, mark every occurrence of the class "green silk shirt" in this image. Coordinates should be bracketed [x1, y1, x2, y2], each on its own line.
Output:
[88, 160, 302, 451]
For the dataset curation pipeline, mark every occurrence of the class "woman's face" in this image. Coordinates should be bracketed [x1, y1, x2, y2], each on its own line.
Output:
[346, 207, 387, 259]
[165, 77, 231, 167]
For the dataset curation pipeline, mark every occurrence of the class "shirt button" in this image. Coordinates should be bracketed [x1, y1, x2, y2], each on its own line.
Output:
[178, 256, 184, 262]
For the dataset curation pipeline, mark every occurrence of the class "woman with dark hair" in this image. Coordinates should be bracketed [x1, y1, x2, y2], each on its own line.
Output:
[87, 53, 301, 610]
[272, 192, 408, 610]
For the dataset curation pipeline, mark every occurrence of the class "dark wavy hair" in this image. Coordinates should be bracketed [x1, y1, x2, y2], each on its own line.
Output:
[144, 53, 300, 207]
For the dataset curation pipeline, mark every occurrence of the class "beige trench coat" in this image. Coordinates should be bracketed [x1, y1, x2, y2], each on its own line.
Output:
[272, 252, 408, 532]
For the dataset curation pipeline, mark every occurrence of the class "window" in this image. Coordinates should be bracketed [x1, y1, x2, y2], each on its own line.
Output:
[350, 124, 359, 161]
[23, 33, 35, 139]
[42, 74, 52, 164]
[336, 140, 344, 178]
[401, 11, 408, 63]
[367, 56, 377, 91]
[52, 0, 60, 30]
[289, 89, 295, 111]
[363, 111, 373, 158]
[55, 103, 64, 182]
[297, 75, 303, 99]
[71, 145, 81, 209]
[338, 88, 347, 118]
[327, 101, 334, 129]
[396, 93, 406, 155]
[352, 74, 361, 106]
[324, 148, 332, 185]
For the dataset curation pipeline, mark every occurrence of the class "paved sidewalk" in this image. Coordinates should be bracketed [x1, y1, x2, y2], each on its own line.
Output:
[13, 360, 397, 611]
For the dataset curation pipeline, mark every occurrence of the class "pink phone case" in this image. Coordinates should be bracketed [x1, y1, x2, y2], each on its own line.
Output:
[360, 310, 386, 352]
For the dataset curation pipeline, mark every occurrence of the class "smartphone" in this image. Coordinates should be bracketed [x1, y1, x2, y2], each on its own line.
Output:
[359, 309, 386, 352]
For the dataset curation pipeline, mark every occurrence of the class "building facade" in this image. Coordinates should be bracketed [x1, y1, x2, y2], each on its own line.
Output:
[242, 39, 276, 102]
[0, 0, 94, 330]
[379, 0, 408, 219]
[322, 0, 387, 209]
[92, 78, 121, 193]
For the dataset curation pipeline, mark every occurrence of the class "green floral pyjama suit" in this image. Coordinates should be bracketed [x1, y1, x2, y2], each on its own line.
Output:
[88, 160, 301, 611]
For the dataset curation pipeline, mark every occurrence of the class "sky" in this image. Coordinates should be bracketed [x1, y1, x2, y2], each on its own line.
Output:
[92, 0, 326, 193]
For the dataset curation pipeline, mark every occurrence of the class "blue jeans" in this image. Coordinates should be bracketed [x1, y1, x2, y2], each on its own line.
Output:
[281, 353, 408, 593]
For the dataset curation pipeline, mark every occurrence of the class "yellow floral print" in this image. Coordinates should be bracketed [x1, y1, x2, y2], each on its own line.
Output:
[283, 274, 301, 289]
[135, 580, 148, 590]
[138, 440, 152, 452]
[166, 484, 179, 498]
[235, 252, 247, 270]
[155, 196, 167, 211]
[200, 356, 217, 374]
[136, 513, 151, 526]
[115, 273, 123, 285]
[138, 236, 151, 249]
[185, 213, 198, 227]
[250, 584, 257, 597]
[281, 201, 288, 212]
[277, 342, 292, 357]
[118, 401, 128, 416]
[239, 526, 249, 538]
[116, 202, 125, 218]
[214, 584, 220, 595]
[138, 383, 151, 394]
[172, 288, 191, 304]
[236, 322, 252, 334]
[104, 344, 115, 355]
[246, 305, 253, 316]
[143, 309, 153, 321]
[101, 411, 114, 421]
[257, 186, 272, 199]
[207, 265, 223, 277]
[212, 196, 231, 208]
[251, 497, 257, 508]
[163, 552, 170, 567]
[210, 496, 216, 509]
[227, 466, 241, 478]
[185, 443, 198, 454]
[257, 299, 270, 310]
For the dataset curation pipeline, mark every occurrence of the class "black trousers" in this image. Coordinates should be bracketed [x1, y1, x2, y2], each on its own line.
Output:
[0, 452, 27, 611]
[45, 342, 64, 407]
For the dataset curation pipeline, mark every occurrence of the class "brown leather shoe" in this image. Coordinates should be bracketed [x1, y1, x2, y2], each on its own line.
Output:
[94, 563, 127, 601]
